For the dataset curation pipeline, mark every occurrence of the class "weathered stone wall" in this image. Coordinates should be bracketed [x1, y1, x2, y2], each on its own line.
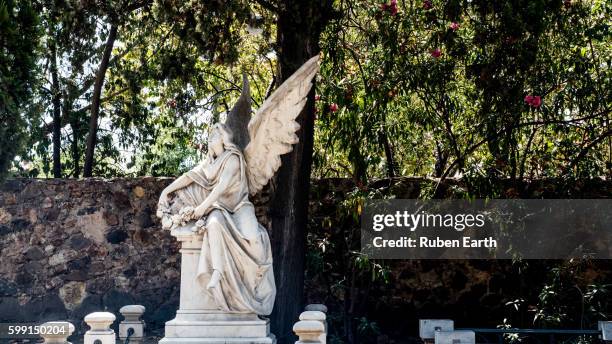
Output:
[0, 177, 610, 342]
[0, 178, 180, 338]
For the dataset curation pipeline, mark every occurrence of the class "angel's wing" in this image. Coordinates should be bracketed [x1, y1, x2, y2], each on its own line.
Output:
[243, 55, 319, 195]
[225, 73, 251, 150]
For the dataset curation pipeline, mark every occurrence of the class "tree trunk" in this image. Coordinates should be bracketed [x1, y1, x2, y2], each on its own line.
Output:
[270, 1, 330, 343]
[49, 37, 62, 178]
[83, 24, 118, 177]
[70, 117, 81, 178]
[379, 128, 395, 178]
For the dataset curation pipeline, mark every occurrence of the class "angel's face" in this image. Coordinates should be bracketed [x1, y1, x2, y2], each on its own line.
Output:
[209, 128, 224, 157]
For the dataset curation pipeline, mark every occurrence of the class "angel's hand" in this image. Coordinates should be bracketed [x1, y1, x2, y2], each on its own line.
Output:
[159, 190, 170, 208]
[194, 203, 211, 219]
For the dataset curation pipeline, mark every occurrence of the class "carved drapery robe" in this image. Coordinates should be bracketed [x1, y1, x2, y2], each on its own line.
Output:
[168, 149, 276, 315]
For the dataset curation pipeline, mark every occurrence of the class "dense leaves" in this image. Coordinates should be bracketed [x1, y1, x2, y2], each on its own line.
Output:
[0, 0, 40, 180]
[1, 0, 609, 184]
[314, 0, 611, 183]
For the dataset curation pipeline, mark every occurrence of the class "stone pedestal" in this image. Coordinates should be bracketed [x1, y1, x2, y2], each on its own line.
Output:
[40, 321, 75, 344]
[119, 305, 146, 344]
[159, 226, 276, 344]
[84, 312, 116, 344]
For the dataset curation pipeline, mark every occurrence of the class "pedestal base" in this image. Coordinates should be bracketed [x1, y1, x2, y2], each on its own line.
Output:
[159, 311, 276, 344]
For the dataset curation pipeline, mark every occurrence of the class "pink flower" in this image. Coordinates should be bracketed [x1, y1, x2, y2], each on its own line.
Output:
[389, 0, 398, 15]
[381, 0, 398, 15]
[430, 48, 442, 58]
[524, 95, 542, 108]
[329, 103, 339, 112]
[315, 94, 321, 101]
[423, 0, 432, 10]
[449, 22, 460, 31]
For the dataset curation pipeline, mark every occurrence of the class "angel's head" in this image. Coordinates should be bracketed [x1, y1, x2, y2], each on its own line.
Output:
[208, 123, 238, 159]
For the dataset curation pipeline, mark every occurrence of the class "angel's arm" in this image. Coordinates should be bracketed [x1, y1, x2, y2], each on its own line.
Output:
[193, 155, 240, 218]
[161, 174, 193, 198]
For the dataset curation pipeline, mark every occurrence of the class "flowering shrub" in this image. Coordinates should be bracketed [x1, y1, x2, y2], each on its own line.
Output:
[315, 0, 611, 183]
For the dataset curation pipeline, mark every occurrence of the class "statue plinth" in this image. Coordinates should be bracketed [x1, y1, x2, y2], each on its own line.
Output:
[159, 226, 276, 344]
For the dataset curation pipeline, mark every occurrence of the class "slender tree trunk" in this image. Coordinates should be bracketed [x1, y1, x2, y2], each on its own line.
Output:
[379, 128, 395, 178]
[49, 37, 62, 178]
[83, 24, 118, 177]
[70, 117, 80, 178]
[270, 1, 331, 342]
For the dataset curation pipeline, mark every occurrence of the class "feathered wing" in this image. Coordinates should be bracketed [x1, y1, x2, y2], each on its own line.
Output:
[243, 55, 320, 195]
[225, 73, 251, 150]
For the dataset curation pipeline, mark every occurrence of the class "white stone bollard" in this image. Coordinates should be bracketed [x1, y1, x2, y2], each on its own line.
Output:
[599, 321, 612, 343]
[419, 319, 454, 343]
[119, 305, 146, 344]
[39, 321, 75, 344]
[434, 330, 475, 344]
[293, 320, 325, 344]
[299, 311, 326, 344]
[84, 312, 116, 344]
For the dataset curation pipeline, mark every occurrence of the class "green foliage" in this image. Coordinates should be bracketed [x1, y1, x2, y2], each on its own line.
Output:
[0, 0, 41, 180]
[306, 186, 392, 342]
[314, 0, 611, 183]
[534, 260, 611, 328]
[5, 0, 609, 183]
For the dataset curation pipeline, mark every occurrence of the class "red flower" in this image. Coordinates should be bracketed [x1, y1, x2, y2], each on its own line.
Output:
[430, 48, 442, 58]
[423, 0, 432, 10]
[329, 103, 339, 112]
[524, 95, 542, 108]
[389, 0, 398, 15]
[449, 22, 460, 31]
[381, 0, 398, 15]
[315, 94, 321, 101]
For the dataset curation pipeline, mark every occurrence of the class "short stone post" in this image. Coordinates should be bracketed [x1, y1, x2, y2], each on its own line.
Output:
[599, 321, 612, 343]
[293, 320, 325, 344]
[84, 312, 116, 344]
[300, 311, 326, 344]
[434, 330, 475, 344]
[119, 305, 146, 344]
[39, 321, 75, 344]
[419, 319, 454, 344]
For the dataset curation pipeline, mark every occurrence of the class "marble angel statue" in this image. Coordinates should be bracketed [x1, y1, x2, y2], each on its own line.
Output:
[156, 56, 319, 316]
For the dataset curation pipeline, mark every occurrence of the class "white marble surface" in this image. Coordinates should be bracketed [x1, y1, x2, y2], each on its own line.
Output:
[293, 320, 325, 343]
[84, 312, 115, 344]
[419, 319, 454, 340]
[434, 330, 475, 344]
